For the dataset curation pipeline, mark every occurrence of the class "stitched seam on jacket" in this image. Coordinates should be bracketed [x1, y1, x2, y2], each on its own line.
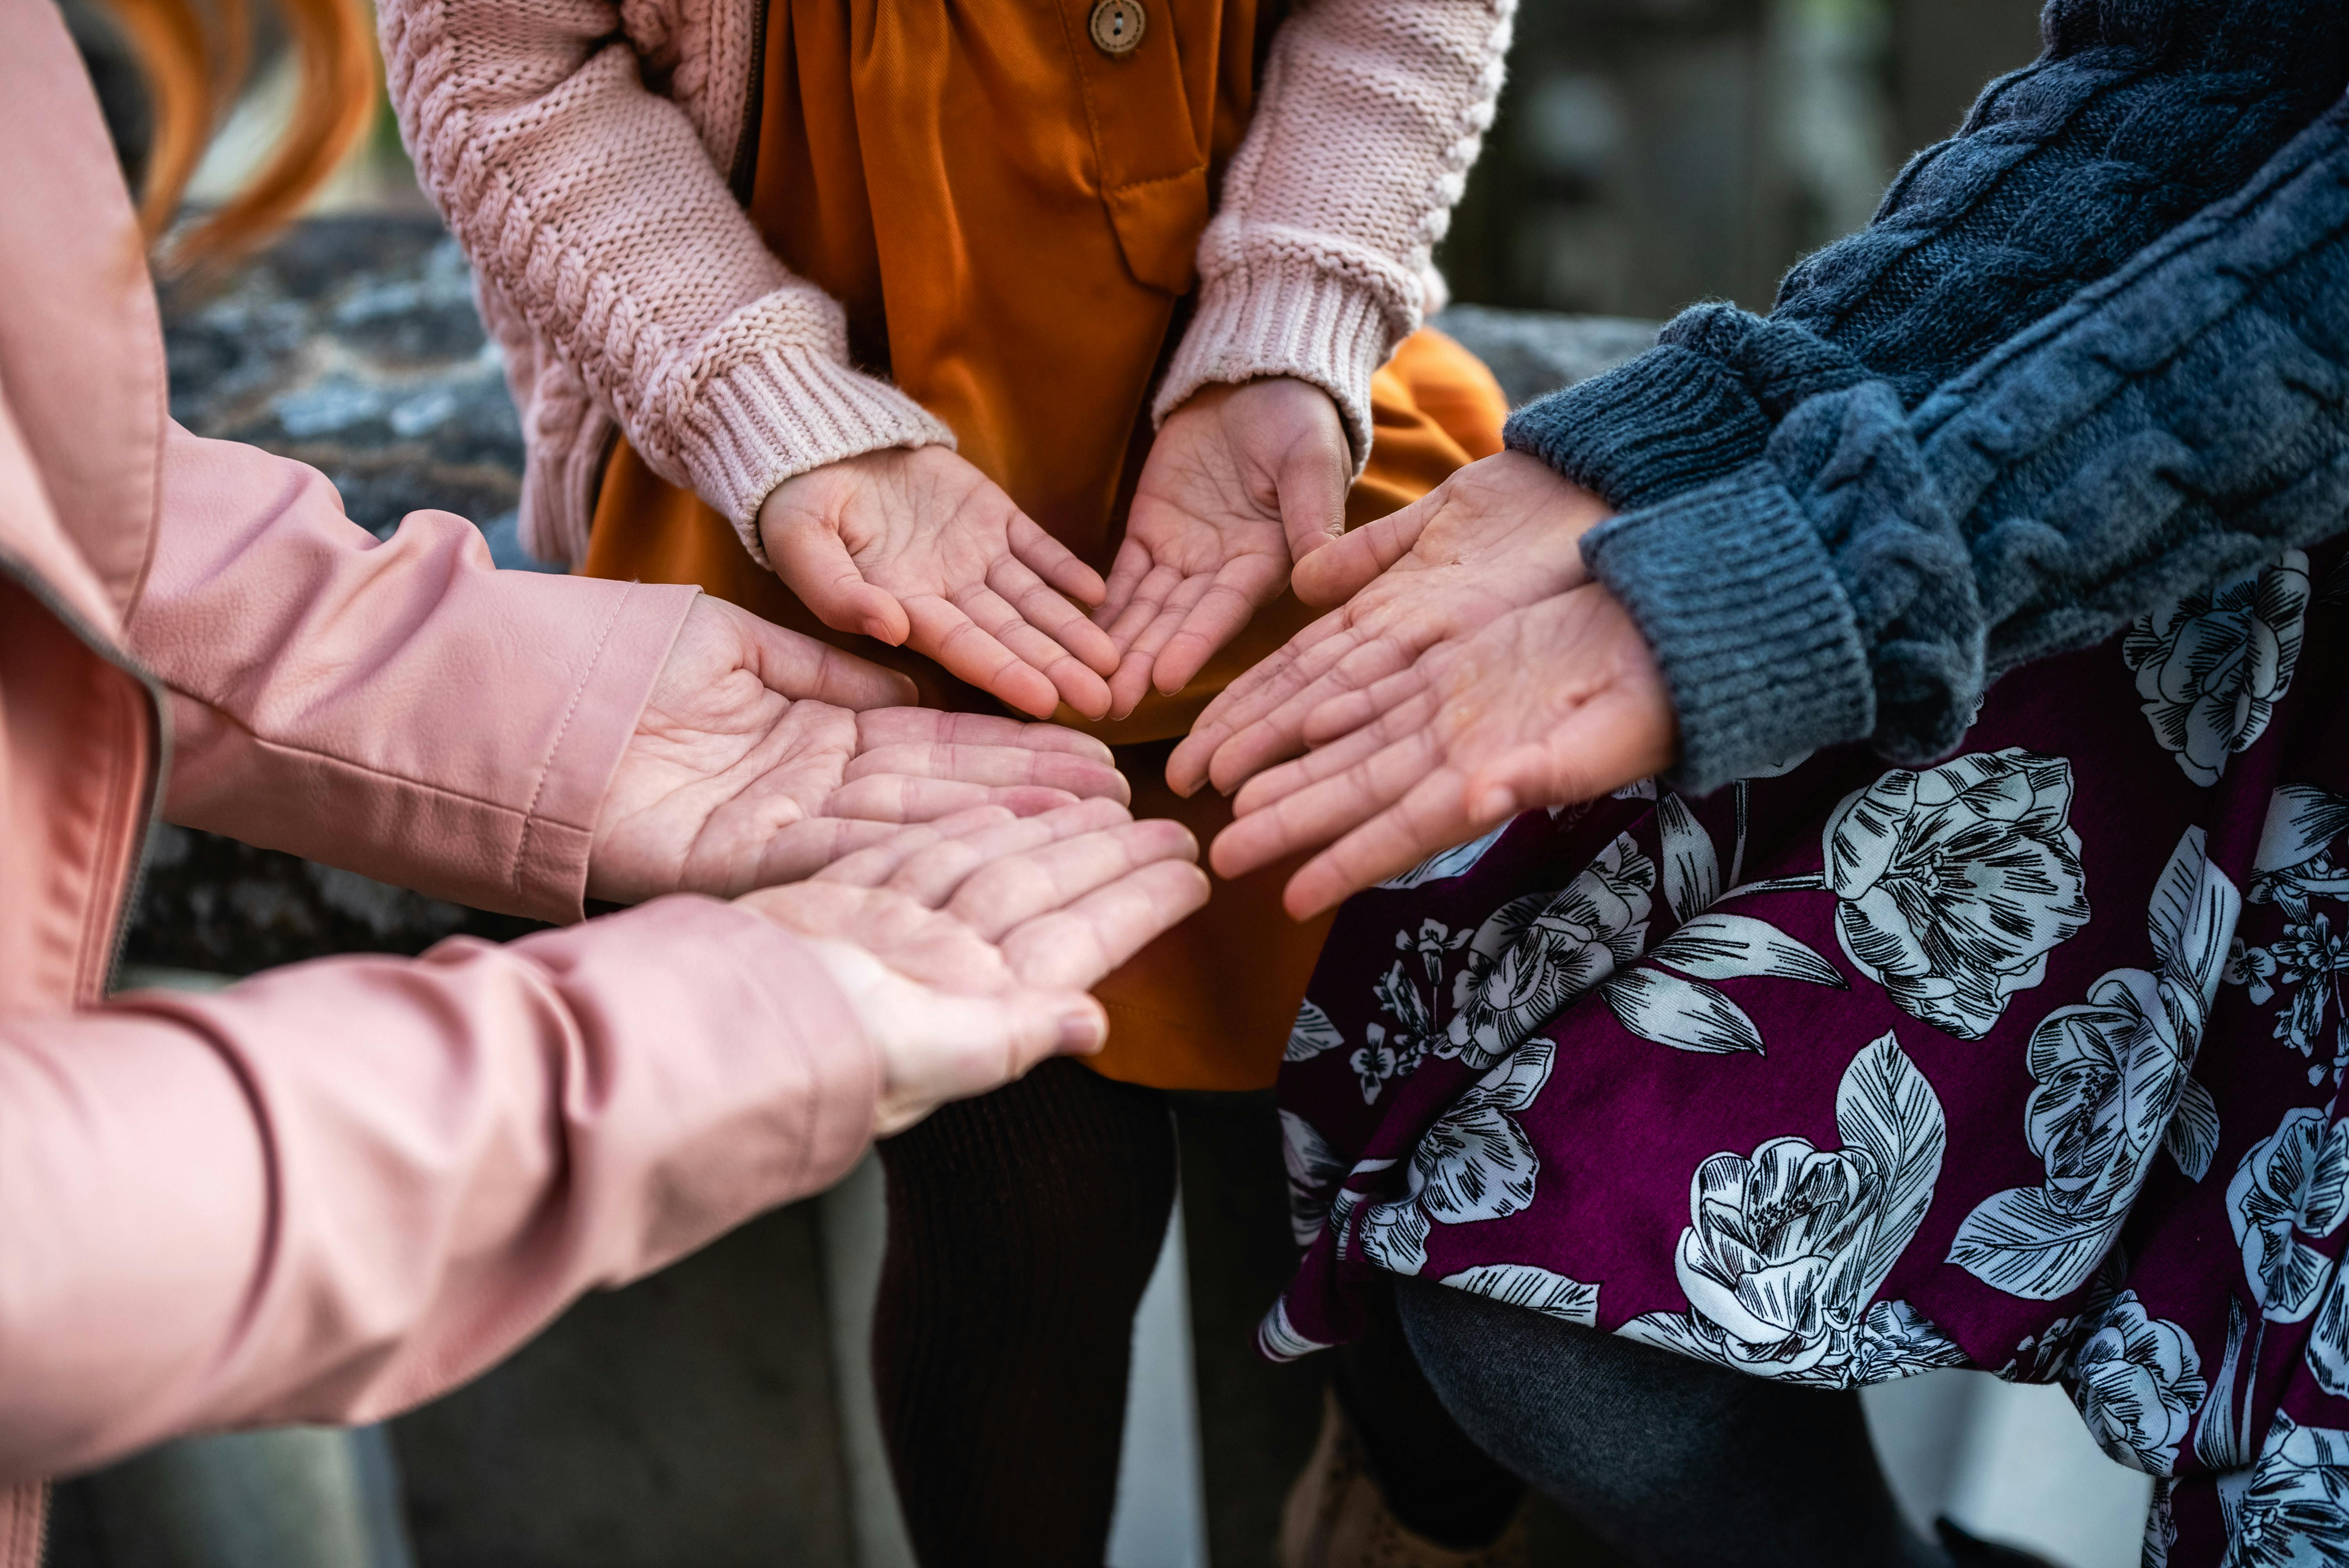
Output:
[513, 583, 631, 899]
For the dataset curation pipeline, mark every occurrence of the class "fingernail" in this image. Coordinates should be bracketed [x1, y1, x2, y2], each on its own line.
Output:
[1473, 787, 1517, 822]
[1058, 1010, 1106, 1053]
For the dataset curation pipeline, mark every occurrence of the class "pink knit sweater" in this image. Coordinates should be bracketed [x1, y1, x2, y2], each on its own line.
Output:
[379, 0, 1515, 565]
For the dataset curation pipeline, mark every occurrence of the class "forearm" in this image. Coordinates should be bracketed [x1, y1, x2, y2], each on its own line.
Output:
[1154, 0, 1514, 465]
[1584, 97, 2349, 792]
[379, 0, 951, 540]
[1511, 0, 2349, 511]
[0, 898, 876, 1483]
[129, 428, 697, 921]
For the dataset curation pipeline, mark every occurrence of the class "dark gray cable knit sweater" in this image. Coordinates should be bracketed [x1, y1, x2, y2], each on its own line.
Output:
[1505, 0, 2349, 793]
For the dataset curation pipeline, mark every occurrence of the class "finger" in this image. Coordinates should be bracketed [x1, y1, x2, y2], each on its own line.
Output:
[997, 859, 1213, 989]
[1275, 429, 1350, 568]
[703, 598, 919, 708]
[989, 555, 1121, 678]
[1230, 685, 1440, 817]
[870, 983, 1109, 1137]
[737, 817, 917, 888]
[1165, 612, 1355, 793]
[946, 818, 1201, 940]
[958, 583, 1116, 720]
[854, 709, 1117, 767]
[879, 797, 1137, 908]
[823, 775, 1083, 823]
[811, 807, 1027, 888]
[1281, 764, 1484, 919]
[1289, 490, 1437, 608]
[1460, 687, 1678, 821]
[767, 522, 912, 646]
[1151, 558, 1286, 696]
[1008, 513, 1108, 608]
[1099, 556, 1193, 651]
[1204, 637, 1424, 797]
[1093, 537, 1157, 633]
[1212, 727, 1440, 882]
[1297, 654, 1430, 748]
[1103, 570, 1203, 718]
[846, 740, 1130, 804]
[900, 597, 1063, 719]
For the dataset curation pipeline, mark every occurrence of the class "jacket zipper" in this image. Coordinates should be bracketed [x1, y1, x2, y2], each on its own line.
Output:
[0, 550, 172, 998]
[726, 0, 772, 205]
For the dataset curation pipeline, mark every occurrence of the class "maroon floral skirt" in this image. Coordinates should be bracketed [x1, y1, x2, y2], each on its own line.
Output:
[1271, 539, 2349, 1567]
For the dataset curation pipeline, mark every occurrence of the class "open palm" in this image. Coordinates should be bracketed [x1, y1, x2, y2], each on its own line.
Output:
[588, 599, 1130, 904]
[758, 447, 1120, 719]
[1167, 451, 1612, 797]
[1095, 378, 1350, 717]
[1210, 585, 1678, 919]
[742, 800, 1210, 1133]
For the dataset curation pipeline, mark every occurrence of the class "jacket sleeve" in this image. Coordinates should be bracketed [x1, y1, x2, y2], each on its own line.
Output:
[125, 426, 696, 924]
[1151, 0, 1513, 467]
[0, 896, 880, 1484]
[377, 0, 953, 561]
[1576, 97, 2349, 795]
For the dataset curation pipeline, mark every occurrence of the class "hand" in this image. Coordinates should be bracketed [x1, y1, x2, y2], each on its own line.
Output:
[740, 800, 1210, 1133]
[1210, 586, 1677, 919]
[757, 447, 1120, 719]
[1167, 451, 1611, 798]
[588, 597, 1131, 904]
[1094, 378, 1350, 718]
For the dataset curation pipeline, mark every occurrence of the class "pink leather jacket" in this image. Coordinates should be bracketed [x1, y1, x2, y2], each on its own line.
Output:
[0, 6, 882, 1555]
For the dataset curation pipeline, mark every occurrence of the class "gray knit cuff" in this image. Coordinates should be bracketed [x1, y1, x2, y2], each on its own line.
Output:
[1581, 470, 1875, 796]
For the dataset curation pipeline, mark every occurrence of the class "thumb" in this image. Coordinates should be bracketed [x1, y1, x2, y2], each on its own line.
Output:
[716, 599, 919, 708]
[1290, 491, 1434, 608]
[872, 985, 1107, 1136]
[764, 510, 912, 646]
[1274, 431, 1349, 570]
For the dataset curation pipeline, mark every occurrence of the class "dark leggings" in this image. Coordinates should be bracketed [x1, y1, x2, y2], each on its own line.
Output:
[871, 1058, 1178, 1568]
[1394, 1278, 1946, 1568]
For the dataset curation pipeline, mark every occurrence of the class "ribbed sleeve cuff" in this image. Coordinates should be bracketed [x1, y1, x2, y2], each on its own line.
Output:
[1504, 344, 1773, 512]
[1581, 470, 1875, 796]
[677, 346, 959, 567]
[1153, 255, 1399, 476]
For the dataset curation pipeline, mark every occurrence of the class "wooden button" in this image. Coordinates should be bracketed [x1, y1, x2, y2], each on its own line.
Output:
[1088, 0, 1145, 56]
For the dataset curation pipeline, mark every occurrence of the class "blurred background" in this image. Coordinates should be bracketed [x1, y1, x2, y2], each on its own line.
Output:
[49, 2, 2159, 1567]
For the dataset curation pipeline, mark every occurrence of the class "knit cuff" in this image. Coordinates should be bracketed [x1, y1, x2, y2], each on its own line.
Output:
[1504, 343, 1773, 513]
[1581, 469, 1875, 796]
[675, 346, 960, 568]
[1153, 254, 1399, 477]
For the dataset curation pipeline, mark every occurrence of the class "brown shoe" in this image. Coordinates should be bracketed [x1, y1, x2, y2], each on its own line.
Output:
[1277, 1388, 1530, 1568]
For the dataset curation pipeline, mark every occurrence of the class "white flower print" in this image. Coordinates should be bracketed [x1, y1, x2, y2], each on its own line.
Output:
[2146, 1477, 2178, 1568]
[2124, 549, 2310, 787]
[1439, 1263, 1600, 1327]
[1256, 1297, 1333, 1363]
[1353, 1042, 1556, 1277]
[1622, 1033, 1962, 1387]
[2068, 1291, 2206, 1475]
[1285, 1000, 1346, 1064]
[1378, 823, 1509, 889]
[1351, 920, 1471, 1103]
[1950, 830, 2241, 1299]
[1444, 835, 1654, 1069]
[1280, 1109, 1348, 1248]
[2221, 1415, 2349, 1568]
[2307, 1265, 2349, 1401]
[2233, 787, 2349, 1085]
[2228, 1106, 2349, 1323]
[1822, 750, 2089, 1040]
